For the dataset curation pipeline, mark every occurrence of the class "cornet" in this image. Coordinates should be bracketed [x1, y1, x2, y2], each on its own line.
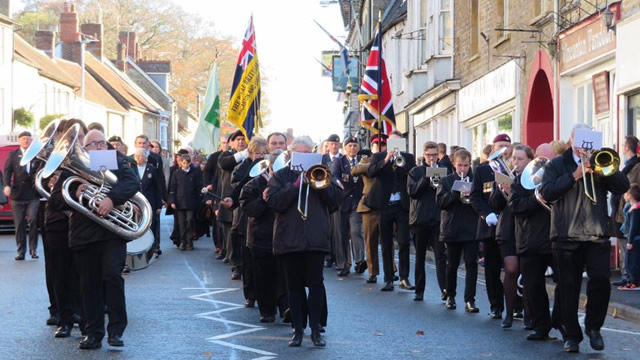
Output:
[392, 148, 406, 168]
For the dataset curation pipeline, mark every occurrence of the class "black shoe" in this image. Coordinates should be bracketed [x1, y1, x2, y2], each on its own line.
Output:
[54, 324, 72, 338]
[231, 271, 241, 280]
[490, 311, 502, 319]
[15, 254, 25, 261]
[107, 334, 124, 347]
[465, 301, 479, 313]
[30, 251, 39, 259]
[46, 314, 60, 326]
[513, 310, 523, 319]
[311, 330, 326, 347]
[72, 314, 82, 325]
[318, 325, 326, 333]
[355, 262, 367, 274]
[155, 249, 162, 256]
[523, 318, 533, 330]
[338, 268, 350, 277]
[446, 298, 456, 310]
[585, 328, 604, 351]
[527, 331, 552, 341]
[245, 299, 255, 308]
[393, 275, 399, 281]
[413, 293, 423, 301]
[288, 331, 303, 347]
[563, 339, 579, 353]
[216, 253, 225, 260]
[282, 308, 291, 323]
[324, 260, 334, 268]
[501, 316, 513, 328]
[79, 336, 102, 350]
[366, 276, 377, 284]
[186, 245, 194, 251]
[223, 258, 230, 264]
[398, 279, 415, 290]
[381, 282, 394, 291]
[260, 315, 276, 323]
[441, 289, 448, 302]
[179, 243, 186, 251]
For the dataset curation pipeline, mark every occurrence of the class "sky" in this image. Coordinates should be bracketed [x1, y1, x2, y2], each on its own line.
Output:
[175, 0, 347, 144]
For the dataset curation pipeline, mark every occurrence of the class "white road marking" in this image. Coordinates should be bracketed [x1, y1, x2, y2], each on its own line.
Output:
[578, 313, 640, 337]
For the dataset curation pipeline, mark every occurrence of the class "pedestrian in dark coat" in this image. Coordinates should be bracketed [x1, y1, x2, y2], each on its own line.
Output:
[169, 154, 203, 251]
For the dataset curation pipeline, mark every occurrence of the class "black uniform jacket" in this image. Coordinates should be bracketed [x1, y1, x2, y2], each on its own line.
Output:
[240, 175, 274, 252]
[508, 174, 551, 255]
[204, 150, 223, 191]
[488, 181, 515, 245]
[539, 148, 629, 245]
[266, 167, 339, 256]
[436, 171, 478, 242]
[364, 151, 416, 211]
[438, 154, 455, 175]
[169, 167, 202, 210]
[50, 152, 139, 248]
[137, 163, 164, 211]
[217, 150, 240, 223]
[330, 155, 364, 213]
[230, 158, 255, 234]
[407, 162, 440, 227]
[470, 163, 498, 240]
[3, 148, 40, 201]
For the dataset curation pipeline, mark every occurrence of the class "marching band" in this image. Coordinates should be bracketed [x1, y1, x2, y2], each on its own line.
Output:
[14, 119, 635, 353]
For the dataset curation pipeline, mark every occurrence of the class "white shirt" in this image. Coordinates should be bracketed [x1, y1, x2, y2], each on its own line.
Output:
[330, 153, 340, 162]
[20, 147, 30, 174]
[572, 151, 581, 166]
[389, 192, 401, 202]
[137, 164, 146, 179]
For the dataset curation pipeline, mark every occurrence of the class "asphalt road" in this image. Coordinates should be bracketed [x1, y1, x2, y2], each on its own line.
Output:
[1, 215, 639, 360]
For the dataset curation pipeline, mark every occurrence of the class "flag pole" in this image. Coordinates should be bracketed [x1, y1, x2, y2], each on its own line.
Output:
[377, 11, 382, 145]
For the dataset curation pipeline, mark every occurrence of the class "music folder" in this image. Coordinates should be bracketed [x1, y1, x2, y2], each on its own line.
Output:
[426, 167, 448, 178]
[452, 180, 472, 193]
[89, 150, 118, 171]
[494, 172, 514, 186]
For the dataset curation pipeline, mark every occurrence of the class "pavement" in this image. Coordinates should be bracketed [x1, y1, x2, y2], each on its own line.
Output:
[1, 214, 640, 360]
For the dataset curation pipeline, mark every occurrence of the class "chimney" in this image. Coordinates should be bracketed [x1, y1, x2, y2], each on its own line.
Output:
[60, 2, 80, 43]
[35, 31, 56, 57]
[80, 23, 103, 58]
[119, 31, 139, 61]
[116, 42, 127, 71]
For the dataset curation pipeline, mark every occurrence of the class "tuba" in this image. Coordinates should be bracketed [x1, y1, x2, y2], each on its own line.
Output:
[41, 124, 152, 241]
[521, 157, 551, 211]
[21, 121, 61, 199]
[297, 164, 332, 220]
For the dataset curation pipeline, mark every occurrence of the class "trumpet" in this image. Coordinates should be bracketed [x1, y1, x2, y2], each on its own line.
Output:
[458, 173, 471, 204]
[41, 124, 152, 241]
[429, 162, 441, 190]
[392, 148, 406, 168]
[580, 147, 620, 205]
[297, 164, 332, 220]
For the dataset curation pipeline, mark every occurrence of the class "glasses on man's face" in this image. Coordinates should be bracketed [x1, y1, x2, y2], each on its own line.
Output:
[85, 140, 107, 148]
[425, 153, 438, 158]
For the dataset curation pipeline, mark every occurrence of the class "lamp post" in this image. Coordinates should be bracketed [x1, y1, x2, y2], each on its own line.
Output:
[602, 5, 615, 31]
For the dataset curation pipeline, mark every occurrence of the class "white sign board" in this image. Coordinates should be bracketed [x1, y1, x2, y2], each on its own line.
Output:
[458, 61, 516, 121]
[290, 152, 322, 172]
[89, 150, 118, 171]
[574, 129, 603, 151]
[387, 138, 407, 152]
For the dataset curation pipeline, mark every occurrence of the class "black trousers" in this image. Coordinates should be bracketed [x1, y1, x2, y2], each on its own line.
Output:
[553, 241, 611, 342]
[252, 248, 286, 317]
[45, 229, 81, 327]
[282, 252, 325, 332]
[242, 244, 255, 300]
[445, 241, 478, 302]
[73, 238, 127, 340]
[520, 253, 553, 335]
[176, 210, 194, 246]
[229, 230, 243, 272]
[413, 224, 446, 295]
[42, 229, 57, 317]
[151, 211, 161, 250]
[483, 239, 504, 313]
[12, 199, 39, 256]
[379, 204, 410, 282]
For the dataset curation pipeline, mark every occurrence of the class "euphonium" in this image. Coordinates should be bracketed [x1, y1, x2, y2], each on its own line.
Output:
[41, 124, 152, 241]
[521, 157, 551, 211]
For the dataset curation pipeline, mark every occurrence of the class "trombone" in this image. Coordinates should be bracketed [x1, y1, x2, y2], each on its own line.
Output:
[580, 147, 620, 205]
[297, 164, 332, 220]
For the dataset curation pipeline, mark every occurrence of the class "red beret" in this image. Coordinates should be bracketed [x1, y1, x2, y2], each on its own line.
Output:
[370, 133, 388, 144]
[493, 133, 511, 143]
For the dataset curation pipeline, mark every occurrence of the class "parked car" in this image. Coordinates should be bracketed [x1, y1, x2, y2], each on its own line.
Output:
[0, 144, 18, 231]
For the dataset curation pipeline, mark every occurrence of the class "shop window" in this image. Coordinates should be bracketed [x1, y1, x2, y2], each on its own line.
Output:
[439, 0, 452, 54]
[628, 93, 640, 136]
[576, 83, 594, 127]
[470, 112, 513, 157]
[471, 0, 479, 55]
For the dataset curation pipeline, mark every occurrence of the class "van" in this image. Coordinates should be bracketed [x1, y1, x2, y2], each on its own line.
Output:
[0, 144, 18, 230]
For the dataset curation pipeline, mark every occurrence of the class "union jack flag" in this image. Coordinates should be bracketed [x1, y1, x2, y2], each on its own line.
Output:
[358, 26, 395, 135]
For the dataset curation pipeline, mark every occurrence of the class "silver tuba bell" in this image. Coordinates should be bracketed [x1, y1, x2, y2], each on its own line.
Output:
[521, 157, 551, 212]
[249, 159, 271, 182]
[41, 124, 152, 241]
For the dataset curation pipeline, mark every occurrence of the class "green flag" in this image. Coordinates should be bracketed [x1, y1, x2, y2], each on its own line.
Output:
[192, 62, 220, 154]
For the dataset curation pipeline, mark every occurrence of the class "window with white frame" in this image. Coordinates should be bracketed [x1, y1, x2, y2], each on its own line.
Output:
[160, 123, 168, 149]
[576, 83, 594, 128]
[497, 0, 509, 38]
[627, 92, 640, 136]
[470, 112, 513, 157]
[439, 0, 452, 54]
[419, 0, 427, 63]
